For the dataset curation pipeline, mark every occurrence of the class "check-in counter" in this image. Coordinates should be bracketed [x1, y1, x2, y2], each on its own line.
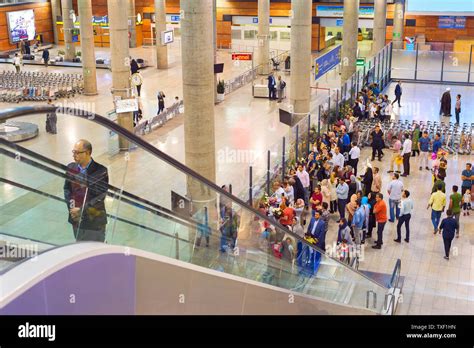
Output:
[252, 83, 287, 99]
[252, 84, 269, 98]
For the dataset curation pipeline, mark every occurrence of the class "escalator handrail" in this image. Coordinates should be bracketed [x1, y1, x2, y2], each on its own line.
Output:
[0, 105, 389, 290]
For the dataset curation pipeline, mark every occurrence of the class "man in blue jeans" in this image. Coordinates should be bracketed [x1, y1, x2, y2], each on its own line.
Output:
[428, 184, 446, 234]
[387, 173, 403, 222]
[461, 163, 473, 196]
[336, 178, 349, 220]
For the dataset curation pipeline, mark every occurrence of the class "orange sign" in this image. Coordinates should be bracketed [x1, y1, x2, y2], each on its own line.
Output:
[232, 53, 253, 61]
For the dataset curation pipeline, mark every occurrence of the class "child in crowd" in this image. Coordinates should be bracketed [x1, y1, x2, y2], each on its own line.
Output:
[463, 189, 471, 216]
[337, 239, 350, 264]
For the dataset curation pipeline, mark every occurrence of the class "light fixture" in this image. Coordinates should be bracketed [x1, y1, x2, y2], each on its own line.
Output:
[136, 13, 142, 24]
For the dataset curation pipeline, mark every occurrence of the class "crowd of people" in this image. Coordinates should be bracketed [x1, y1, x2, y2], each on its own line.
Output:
[256, 82, 473, 264]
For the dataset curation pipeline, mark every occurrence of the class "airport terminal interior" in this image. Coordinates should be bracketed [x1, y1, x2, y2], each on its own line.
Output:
[1, 0, 474, 317]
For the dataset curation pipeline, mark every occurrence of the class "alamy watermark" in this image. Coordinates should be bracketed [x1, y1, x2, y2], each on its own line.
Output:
[18, 322, 55, 342]
[0, 242, 39, 260]
[54, 100, 96, 119]
[217, 146, 262, 164]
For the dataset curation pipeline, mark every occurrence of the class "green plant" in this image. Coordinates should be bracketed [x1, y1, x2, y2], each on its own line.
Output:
[57, 49, 65, 56]
[75, 51, 81, 57]
[217, 80, 225, 94]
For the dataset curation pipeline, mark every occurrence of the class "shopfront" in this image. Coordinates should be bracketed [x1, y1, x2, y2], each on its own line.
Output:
[230, 16, 291, 52]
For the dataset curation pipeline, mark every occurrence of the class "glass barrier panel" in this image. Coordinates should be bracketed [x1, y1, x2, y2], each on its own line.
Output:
[391, 49, 416, 80]
[442, 51, 470, 83]
[417, 50, 443, 81]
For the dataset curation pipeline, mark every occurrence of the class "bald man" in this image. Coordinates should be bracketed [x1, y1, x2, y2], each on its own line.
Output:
[64, 139, 109, 242]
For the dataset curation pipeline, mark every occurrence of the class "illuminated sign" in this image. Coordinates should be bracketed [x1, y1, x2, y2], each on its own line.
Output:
[232, 53, 253, 61]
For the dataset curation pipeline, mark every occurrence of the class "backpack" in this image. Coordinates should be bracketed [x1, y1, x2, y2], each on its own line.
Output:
[280, 80, 286, 90]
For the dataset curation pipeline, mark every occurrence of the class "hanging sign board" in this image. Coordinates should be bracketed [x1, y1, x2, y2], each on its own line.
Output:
[232, 53, 253, 61]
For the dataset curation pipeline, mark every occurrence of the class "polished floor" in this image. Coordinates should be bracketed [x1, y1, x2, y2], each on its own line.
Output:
[1, 42, 474, 314]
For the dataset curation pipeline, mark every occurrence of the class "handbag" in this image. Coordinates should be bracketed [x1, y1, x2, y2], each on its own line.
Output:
[395, 155, 403, 165]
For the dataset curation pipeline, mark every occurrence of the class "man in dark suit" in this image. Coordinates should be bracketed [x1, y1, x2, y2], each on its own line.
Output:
[392, 81, 402, 107]
[268, 72, 276, 100]
[439, 209, 458, 260]
[64, 139, 109, 242]
[307, 210, 327, 251]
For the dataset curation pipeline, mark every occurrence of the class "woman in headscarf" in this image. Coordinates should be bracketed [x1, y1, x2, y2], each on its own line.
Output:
[320, 179, 331, 207]
[348, 175, 358, 198]
[366, 192, 377, 239]
[362, 166, 373, 197]
[329, 172, 338, 214]
[360, 196, 371, 244]
[346, 193, 358, 224]
[337, 218, 353, 244]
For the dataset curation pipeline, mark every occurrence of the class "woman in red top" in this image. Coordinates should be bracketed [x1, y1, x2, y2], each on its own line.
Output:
[310, 185, 323, 211]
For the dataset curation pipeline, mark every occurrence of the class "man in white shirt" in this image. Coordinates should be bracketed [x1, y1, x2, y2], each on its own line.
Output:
[348, 142, 361, 176]
[401, 133, 413, 177]
[296, 164, 310, 207]
[332, 146, 345, 171]
[387, 173, 404, 222]
[394, 190, 413, 243]
[13, 53, 21, 73]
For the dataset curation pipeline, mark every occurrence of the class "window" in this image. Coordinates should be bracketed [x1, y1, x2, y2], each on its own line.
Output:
[269, 31, 278, 41]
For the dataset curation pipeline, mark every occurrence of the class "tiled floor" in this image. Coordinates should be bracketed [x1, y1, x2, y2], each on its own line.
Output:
[1, 41, 474, 315]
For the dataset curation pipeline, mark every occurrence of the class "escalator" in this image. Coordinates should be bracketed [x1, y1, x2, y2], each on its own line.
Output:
[0, 106, 401, 314]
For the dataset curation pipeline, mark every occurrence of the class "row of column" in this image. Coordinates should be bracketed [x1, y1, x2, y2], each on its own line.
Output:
[49, 0, 404, 206]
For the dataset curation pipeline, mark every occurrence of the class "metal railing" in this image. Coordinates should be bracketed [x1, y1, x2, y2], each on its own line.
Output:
[389, 258, 402, 290]
[134, 100, 183, 135]
[224, 49, 290, 96]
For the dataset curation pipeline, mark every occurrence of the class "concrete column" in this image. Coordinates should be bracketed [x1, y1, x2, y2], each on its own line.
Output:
[61, 0, 75, 61]
[108, 0, 133, 150]
[213, 0, 217, 103]
[50, 0, 61, 45]
[392, 0, 405, 49]
[340, 0, 360, 82]
[181, 0, 216, 199]
[128, 0, 137, 48]
[78, 0, 97, 95]
[257, 0, 270, 75]
[155, 0, 168, 69]
[290, 0, 312, 114]
[372, 0, 387, 55]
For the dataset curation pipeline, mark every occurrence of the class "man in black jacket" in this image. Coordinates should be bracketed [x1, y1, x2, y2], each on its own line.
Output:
[370, 125, 384, 162]
[64, 139, 109, 242]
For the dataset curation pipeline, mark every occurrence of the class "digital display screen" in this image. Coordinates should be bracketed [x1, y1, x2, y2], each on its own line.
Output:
[7, 9, 36, 43]
[161, 30, 174, 45]
[407, 0, 474, 13]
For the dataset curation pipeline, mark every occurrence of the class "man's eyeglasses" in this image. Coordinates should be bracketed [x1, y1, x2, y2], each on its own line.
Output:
[72, 150, 87, 155]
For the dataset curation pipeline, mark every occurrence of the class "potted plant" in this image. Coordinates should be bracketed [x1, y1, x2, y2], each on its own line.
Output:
[56, 49, 65, 62]
[216, 79, 225, 102]
[74, 50, 81, 62]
